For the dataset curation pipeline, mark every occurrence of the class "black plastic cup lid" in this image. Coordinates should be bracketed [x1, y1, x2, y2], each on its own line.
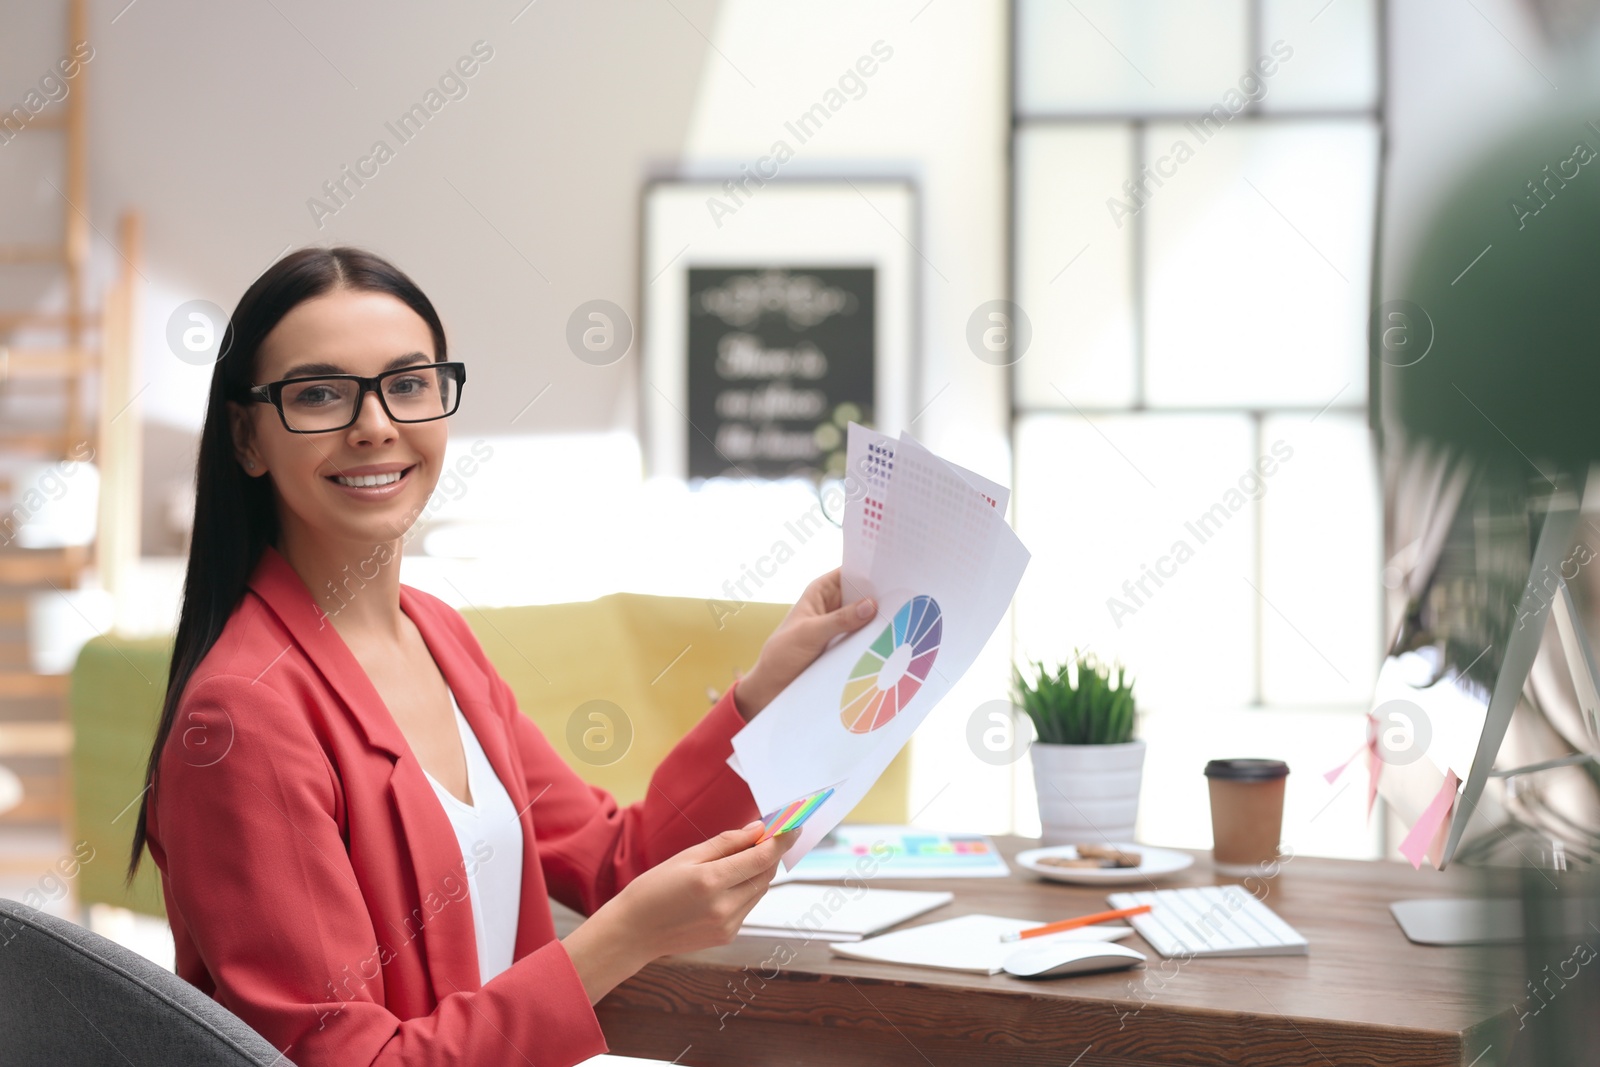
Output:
[1204, 758, 1290, 781]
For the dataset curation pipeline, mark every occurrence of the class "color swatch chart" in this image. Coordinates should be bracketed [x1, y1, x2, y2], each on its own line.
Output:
[777, 825, 1011, 880]
[839, 595, 943, 734]
[756, 786, 836, 843]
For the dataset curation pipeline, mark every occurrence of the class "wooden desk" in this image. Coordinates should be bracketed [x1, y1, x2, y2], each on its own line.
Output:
[553, 836, 1517, 1066]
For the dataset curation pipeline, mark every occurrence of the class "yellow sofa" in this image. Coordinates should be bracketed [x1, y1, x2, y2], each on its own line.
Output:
[70, 592, 910, 918]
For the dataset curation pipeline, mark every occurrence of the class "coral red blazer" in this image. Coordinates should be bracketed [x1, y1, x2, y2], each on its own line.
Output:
[145, 546, 761, 1066]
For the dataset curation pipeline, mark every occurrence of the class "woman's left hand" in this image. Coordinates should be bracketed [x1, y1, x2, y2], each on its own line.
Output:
[732, 569, 876, 721]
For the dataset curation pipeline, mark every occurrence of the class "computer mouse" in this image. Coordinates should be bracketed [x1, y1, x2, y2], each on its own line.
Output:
[1000, 939, 1146, 979]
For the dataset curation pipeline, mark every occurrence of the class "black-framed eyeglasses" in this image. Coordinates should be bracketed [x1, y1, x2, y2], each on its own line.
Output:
[244, 362, 466, 434]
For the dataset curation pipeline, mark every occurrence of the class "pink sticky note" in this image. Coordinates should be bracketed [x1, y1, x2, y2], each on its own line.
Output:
[1324, 742, 1363, 785]
[1324, 711, 1383, 818]
[1398, 771, 1459, 870]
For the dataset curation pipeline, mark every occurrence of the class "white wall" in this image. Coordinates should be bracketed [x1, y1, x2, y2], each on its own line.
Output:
[2, 0, 724, 551]
[5, 0, 1014, 562]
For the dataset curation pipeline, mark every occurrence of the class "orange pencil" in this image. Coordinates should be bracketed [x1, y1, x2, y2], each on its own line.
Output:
[998, 904, 1153, 942]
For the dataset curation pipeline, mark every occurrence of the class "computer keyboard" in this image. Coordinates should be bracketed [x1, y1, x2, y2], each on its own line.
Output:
[1106, 885, 1309, 958]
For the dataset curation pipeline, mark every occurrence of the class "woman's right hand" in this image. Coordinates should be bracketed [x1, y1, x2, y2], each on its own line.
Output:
[562, 821, 798, 1003]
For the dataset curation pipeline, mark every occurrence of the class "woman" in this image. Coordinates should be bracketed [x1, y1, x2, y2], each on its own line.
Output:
[128, 247, 875, 1066]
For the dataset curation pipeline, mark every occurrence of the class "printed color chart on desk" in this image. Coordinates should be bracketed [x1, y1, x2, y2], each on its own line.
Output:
[777, 825, 1011, 880]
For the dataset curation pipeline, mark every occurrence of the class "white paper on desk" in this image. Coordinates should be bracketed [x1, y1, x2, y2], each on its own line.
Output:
[841, 423, 1010, 604]
[738, 884, 953, 942]
[732, 432, 1030, 870]
[829, 914, 1135, 975]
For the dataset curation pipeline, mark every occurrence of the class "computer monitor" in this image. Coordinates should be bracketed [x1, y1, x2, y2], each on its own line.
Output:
[1372, 457, 1598, 943]
[1371, 460, 1593, 870]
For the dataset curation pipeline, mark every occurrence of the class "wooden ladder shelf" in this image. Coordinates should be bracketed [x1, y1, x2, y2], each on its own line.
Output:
[1, 0, 144, 875]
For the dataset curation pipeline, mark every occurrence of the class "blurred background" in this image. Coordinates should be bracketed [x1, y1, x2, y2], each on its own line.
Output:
[1, 0, 1595, 963]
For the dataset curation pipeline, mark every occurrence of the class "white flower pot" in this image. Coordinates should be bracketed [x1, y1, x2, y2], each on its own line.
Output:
[1031, 739, 1146, 846]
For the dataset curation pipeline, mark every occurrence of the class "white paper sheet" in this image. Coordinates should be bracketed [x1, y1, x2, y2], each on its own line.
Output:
[737, 884, 953, 941]
[827, 914, 1135, 974]
[732, 427, 1030, 869]
[840, 422, 1009, 604]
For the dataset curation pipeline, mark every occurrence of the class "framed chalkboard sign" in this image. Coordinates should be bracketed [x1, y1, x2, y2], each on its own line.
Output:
[642, 180, 915, 482]
[685, 266, 874, 480]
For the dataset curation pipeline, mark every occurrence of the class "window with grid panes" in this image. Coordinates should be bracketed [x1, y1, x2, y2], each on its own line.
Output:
[1008, 0, 1384, 857]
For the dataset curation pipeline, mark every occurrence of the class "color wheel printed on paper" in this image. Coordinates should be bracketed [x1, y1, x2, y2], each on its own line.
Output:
[839, 595, 942, 734]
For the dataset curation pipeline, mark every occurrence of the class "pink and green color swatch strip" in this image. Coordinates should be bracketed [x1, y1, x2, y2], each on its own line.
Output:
[756, 786, 835, 843]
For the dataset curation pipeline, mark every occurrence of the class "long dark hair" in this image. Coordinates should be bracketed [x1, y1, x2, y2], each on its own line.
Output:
[127, 247, 448, 879]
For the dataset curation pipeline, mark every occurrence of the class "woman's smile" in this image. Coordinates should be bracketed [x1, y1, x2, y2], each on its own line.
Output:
[325, 461, 419, 499]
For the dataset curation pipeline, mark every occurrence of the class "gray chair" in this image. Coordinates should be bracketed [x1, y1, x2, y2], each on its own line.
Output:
[0, 897, 295, 1066]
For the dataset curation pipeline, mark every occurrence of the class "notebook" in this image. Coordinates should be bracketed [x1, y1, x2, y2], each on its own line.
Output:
[738, 884, 954, 942]
[828, 913, 1136, 974]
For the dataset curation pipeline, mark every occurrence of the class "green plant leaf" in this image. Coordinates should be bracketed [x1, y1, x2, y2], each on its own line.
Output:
[1010, 649, 1139, 745]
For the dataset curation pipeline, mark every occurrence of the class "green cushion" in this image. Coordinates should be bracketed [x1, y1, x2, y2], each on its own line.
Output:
[69, 636, 171, 918]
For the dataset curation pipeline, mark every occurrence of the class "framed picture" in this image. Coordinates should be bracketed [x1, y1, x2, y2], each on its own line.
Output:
[641, 179, 917, 482]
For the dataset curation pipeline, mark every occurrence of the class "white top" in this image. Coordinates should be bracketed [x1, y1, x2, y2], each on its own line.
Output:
[422, 692, 525, 985]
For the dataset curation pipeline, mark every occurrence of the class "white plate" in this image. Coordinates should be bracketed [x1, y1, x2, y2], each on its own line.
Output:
[1016, 843, 1194, 886]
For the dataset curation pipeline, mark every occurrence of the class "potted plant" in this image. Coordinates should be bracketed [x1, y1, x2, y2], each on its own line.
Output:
[1014, 652, 1145, 846]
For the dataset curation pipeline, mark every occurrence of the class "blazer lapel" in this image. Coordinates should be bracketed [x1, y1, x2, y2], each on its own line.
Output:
[246, 547, 408, 759]
[400, 586, 552, 962]
[246, 547, 484, 998]
[398, 588, 518, 796]
[402, 587, 525, 812]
